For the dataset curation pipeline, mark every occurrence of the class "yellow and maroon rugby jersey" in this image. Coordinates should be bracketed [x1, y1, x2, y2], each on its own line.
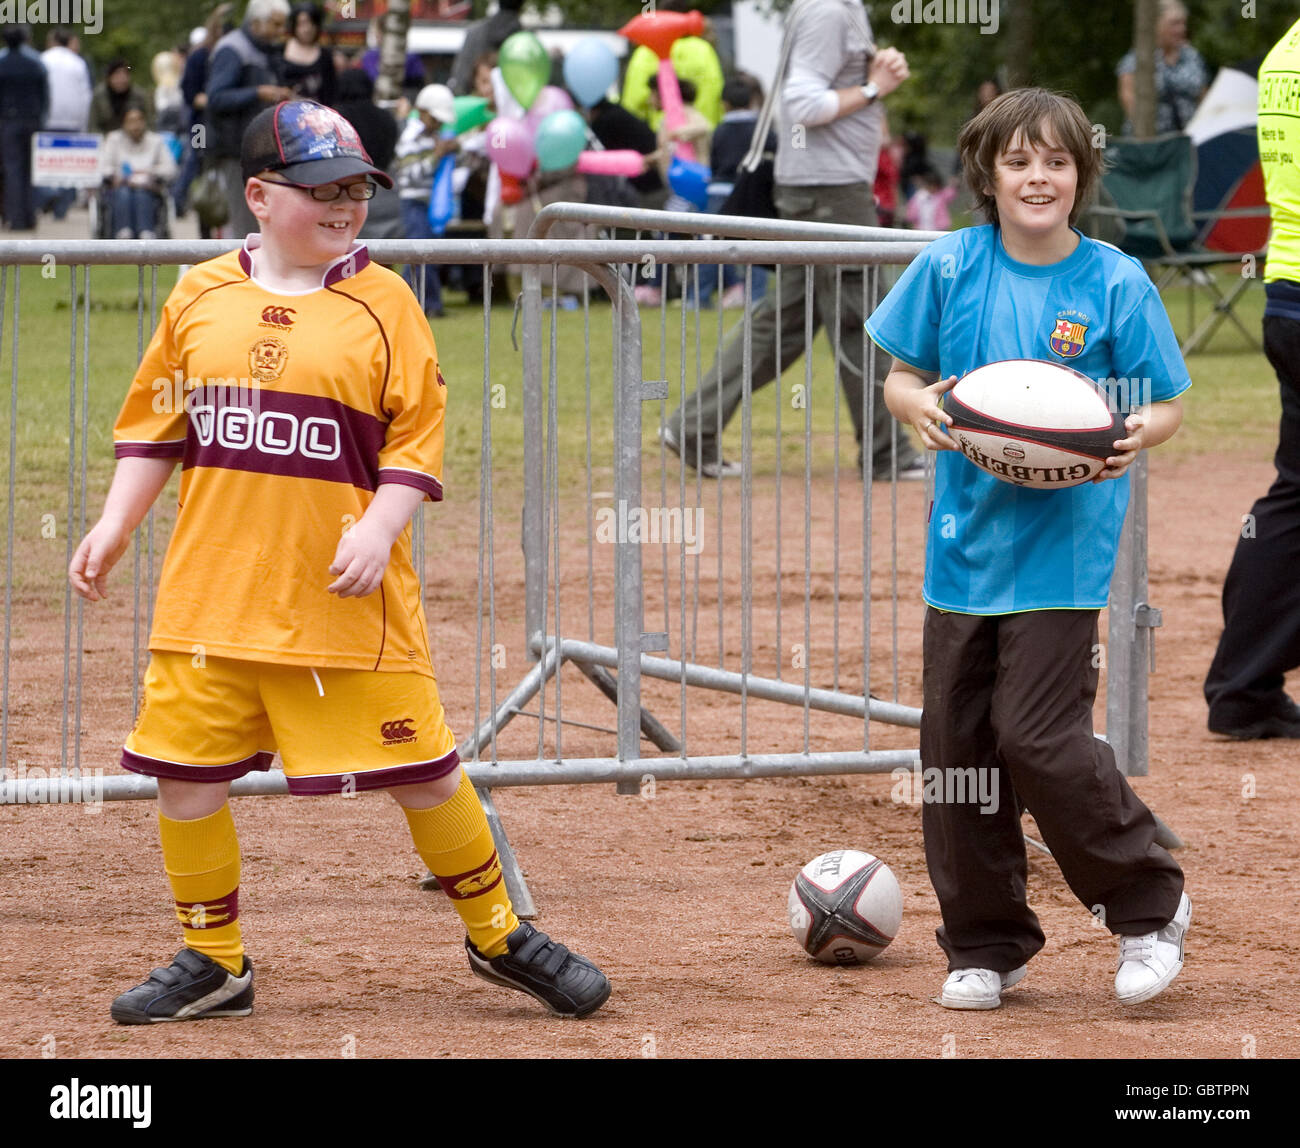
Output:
[114, 237, 445, 675]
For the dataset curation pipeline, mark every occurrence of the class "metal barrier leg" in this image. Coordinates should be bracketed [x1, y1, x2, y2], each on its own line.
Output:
[418, 642, 564, 906]
[571, 660, 682, 753]
[1107, 455, 1184, 848]
[419, 788, 538, 920]
[477, 788, 537, 919]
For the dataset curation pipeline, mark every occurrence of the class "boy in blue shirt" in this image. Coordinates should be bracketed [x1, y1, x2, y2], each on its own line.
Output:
[867, 89, 1191, 1009]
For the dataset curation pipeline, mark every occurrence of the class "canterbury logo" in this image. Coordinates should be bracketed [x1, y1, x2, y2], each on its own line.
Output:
[381, 718, 417, 744]
[260, 306, 296, 327]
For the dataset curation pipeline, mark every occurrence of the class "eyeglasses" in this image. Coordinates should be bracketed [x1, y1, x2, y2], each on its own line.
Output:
[258, 175, 377, 201]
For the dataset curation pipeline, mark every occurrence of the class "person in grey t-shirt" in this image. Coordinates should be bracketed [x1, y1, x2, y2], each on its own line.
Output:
[662, 0, 923, 480]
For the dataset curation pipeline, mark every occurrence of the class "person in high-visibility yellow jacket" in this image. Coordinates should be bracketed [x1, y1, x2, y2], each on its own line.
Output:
[1204, 15, 1300, 740]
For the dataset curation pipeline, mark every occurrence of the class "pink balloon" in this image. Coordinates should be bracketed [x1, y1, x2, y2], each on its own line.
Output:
[525, 85, 575, 130]
[575, 149, 647, 177]
[656, 59, 694, 164]
[485, 114, 537, 179]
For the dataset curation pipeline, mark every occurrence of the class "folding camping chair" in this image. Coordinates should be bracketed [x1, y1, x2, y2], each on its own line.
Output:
[1082, 133, 1269, 354]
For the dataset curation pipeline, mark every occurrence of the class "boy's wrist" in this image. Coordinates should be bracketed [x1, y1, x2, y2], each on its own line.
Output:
[94, 511, 137, 540]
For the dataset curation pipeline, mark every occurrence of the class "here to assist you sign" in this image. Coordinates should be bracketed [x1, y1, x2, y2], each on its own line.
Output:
[32, 134, 102, 188]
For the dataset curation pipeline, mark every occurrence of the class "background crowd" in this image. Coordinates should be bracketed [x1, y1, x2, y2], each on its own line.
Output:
[0, 0, 1221, 300]
[0, 0, 1027, 306]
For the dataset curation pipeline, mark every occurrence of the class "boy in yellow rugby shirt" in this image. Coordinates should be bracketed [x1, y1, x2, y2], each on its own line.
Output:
[69, 100, 610, 1022]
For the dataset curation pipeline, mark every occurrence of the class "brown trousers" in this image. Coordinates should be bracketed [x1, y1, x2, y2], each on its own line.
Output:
[920, 608, 1184, 973]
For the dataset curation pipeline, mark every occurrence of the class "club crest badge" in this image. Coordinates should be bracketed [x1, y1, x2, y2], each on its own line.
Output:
[1049, 318, 1088, 358]
[249, 336, 289, 382]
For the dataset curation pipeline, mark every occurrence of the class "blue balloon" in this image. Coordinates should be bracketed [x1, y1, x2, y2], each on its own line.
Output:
[668, 156, 711, 210]
[428, 152, 455, 236]
[563, 37, 618, 108]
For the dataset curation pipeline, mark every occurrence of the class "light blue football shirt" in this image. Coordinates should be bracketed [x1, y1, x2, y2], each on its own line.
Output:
[866, 225, 1192, 615]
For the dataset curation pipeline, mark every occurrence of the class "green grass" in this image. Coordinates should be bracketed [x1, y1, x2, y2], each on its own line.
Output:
[1152, 274, 1276, 461]
[0, 259, 1278, 563]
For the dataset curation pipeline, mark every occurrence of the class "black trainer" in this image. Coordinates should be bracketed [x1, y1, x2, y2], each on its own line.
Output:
[1209, 695, 1300, 740]
[110, 949, 254, 1025]
[466, 923, 611, 1018]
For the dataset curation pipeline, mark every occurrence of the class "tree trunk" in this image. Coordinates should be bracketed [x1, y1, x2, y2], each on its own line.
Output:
[376, 0, 413, 105]
[1132, 0, 1157, 138]
[1002, 0, 1034, 90]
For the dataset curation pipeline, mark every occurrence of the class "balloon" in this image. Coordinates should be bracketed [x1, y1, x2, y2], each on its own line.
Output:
[656, 59, 693, 164]
[524, 85, 575, 131]
[500, 171, 525, 206]
[428, 152, 455, 236]
[499, 30, 550, 110]
[535, 110, 588, 173]
[452, 95, 493, 135]
[575, 149, 647, 177]
[618, 10, 704, 58]
[668, 156, 710, 210]
[485, 115, 536, 179]
[563, 37, 619, 107]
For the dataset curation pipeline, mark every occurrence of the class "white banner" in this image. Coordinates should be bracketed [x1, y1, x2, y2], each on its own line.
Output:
[32, 133, 102, 188]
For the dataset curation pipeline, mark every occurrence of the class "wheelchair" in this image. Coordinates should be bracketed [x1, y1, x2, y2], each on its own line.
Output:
[90, 177, 173, 239]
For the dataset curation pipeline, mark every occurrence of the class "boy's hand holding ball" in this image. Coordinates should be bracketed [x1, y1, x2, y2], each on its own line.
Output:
[905, 374, 960, 452]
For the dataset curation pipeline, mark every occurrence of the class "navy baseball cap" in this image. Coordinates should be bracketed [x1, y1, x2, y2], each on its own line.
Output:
[241, 100, 394, 188]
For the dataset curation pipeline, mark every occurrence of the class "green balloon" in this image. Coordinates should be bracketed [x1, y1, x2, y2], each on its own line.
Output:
[499, 30, 550, 110]
[452, 95, 492, 135]
[535, 110, 588, 173]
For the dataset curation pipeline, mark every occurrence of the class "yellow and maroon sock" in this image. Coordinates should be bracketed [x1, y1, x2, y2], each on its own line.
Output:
[158, 804, 244, 976]
[402, 772, 519, 958]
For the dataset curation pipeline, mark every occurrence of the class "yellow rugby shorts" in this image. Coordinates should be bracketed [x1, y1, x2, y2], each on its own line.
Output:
[122, 651, 459, 795]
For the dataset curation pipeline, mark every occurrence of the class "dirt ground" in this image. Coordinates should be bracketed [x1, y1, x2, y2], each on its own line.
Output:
[2, 452, 1297, 1060]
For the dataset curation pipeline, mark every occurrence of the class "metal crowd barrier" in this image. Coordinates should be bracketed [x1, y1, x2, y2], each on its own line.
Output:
[0, 227, 1159, 909]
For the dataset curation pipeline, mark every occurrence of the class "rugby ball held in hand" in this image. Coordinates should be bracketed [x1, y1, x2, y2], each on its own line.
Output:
[942, 359, 1127, 489]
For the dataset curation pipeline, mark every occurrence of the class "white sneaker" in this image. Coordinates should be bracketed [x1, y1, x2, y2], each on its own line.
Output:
[658, 425, 742, 479]
[1115, 893, 1192, 1004]
[937, 964, 1027, 1010]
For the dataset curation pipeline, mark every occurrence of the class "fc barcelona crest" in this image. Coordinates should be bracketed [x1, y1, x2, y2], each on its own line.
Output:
[1049, 318, 1088, 358]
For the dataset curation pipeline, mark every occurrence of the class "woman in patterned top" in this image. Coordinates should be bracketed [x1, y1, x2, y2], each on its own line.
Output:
[1116, 0, 1208, 134]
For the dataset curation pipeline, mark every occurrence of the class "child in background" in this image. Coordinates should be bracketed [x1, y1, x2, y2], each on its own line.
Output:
[904, 167, 957, 231]
[446, 53, 498, 303]
[867, 88, 1191, 1011]
[639, 76, 712, 306]
[708, 74, 763, 194]
[395, 83, 459, 318]
[649, 75, 712, 189]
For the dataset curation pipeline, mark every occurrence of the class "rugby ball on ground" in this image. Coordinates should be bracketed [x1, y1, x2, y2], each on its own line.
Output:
[942, 359, 1126, 489]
